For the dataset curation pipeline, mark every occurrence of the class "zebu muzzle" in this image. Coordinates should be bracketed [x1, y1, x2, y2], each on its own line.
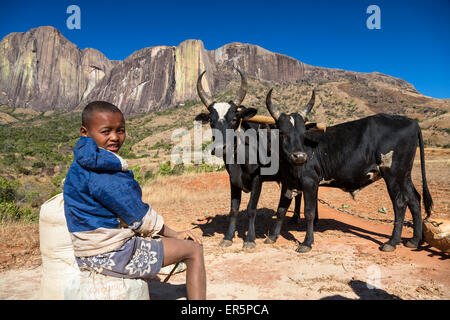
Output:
[290, 151, 307, 165]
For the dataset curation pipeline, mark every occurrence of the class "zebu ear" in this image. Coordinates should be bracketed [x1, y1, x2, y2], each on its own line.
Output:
[236, 107, 258, 120]
[195, 113, 210, 124]
[305, 122, 326, 132]
[302, 130, 321, 146]
[305, 122, 318, 130]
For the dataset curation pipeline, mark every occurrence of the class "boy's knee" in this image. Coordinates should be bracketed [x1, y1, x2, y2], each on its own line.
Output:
[187, 241, 204, 260]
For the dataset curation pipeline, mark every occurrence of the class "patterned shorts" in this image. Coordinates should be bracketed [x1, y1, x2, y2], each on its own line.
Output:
[76, 236, 164, 279]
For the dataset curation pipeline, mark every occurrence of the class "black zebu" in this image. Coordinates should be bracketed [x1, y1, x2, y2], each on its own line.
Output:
[195, 69, 316, 248]
[265, 88, 433, 253]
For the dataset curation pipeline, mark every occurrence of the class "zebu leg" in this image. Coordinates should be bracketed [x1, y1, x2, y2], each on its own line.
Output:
[243, 176, 262, 249]
[296, 183, 318, 253]
[404, 177, 423, 248]
[220, 184, 242, 247]
[290, 192, 302, 224]
[265, 184, 292, 244]
[380, 175, 407, 252]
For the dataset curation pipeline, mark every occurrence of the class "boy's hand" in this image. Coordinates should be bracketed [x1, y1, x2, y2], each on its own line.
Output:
[159, 224, 202, 245]
[176, 230, 202, 246]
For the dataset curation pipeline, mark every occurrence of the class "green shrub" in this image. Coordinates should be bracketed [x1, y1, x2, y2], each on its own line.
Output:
[131, 165, 144, 185]
[32, 161, 46, 169]
[25, 191, 41, 208]
[51, 172, 67, 189]
[0, 201, 37, 223]
[171, 163, 185, 175]
[1, 154, 16, 166]
[0, 177, 20, 203]
[0, 201, 21, 222]
[130, 166, 157, 186]
[150, 140, 173, 151]
[17, 166, 31, 175]
[118, 143, 138, 159]
[157, 161, 173, 176]
[144, 170, 154, 180]
[196, 163, 218, 173]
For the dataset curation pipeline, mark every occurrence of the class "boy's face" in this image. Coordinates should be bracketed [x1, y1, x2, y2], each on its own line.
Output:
[80, 111, 126, 154]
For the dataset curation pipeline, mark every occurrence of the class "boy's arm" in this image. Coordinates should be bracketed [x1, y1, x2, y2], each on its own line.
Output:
[133, 207, 164, 238]
[159, 224, 202, 245]
[90, 173, 164, 237]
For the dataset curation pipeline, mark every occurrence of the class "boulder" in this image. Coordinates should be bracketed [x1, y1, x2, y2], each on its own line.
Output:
[423, 218, 450, 254]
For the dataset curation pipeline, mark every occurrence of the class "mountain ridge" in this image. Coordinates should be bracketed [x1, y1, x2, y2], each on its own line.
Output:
[0, 25, 423, 115]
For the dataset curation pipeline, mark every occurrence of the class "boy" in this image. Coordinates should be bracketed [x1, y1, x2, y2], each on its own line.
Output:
[63, 101, 206, 300]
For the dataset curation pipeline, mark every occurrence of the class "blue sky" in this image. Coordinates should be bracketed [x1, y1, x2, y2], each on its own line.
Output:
[0, 0, 449, 98]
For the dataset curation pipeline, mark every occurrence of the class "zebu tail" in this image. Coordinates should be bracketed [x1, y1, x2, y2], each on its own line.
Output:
[418, 126, 433, 219]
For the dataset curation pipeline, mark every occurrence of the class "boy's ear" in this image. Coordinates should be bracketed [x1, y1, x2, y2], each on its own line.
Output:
[236, 107, 258, 120]
[195, 113, 210, 124]
[80, 126, 88, 137]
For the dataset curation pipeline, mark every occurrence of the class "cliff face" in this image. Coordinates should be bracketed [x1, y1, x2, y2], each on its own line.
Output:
[79, 46, 177, 113]
[171, 40, 308, 104]
[174, 39, 215, 104]
[213, 42, 306, 84]
[0, 26, 417, 115]
[0, 26, 113, 111]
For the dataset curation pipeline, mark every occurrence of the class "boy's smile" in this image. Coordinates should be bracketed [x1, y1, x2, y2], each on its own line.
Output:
[80, 111, 126, 154]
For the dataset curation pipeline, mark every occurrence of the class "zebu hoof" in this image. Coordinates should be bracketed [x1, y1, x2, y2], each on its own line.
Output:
[296, 244, 312, 253]
[405, 240, 419, 248]
[380, 243, 396, 252]
[243, 242, 256, 249]
[264, 237, 276, 244]
[219, 239, 232, 247]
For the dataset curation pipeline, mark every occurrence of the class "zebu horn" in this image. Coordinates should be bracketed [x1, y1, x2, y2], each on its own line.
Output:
[265, 88, 280, 120]
[299, 89, 316, 120]
[197, 71, 213, 110]
[305, 121, 327, 132]
[234, 68, 248, 106]
[243, 115, 325, 132]
[244, 115, 276, 124]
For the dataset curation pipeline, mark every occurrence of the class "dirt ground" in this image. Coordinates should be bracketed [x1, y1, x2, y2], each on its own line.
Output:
[0, 149, 449, 300]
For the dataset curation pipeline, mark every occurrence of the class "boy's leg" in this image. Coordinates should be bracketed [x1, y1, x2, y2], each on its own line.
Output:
[161, 237, 206, 300]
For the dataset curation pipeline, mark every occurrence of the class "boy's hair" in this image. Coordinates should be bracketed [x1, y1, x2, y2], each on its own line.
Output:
[82, 101, 123, 128]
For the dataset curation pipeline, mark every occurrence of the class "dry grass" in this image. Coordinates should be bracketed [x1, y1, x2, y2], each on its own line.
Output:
[141, 173, 227, 209]
[0, 221, 41, 271]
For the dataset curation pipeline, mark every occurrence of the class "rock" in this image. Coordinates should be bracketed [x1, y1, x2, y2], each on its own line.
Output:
[0, 25, 424, 115]
[174, 39, 215, 103]
[213, 42, 306, 84]
[423, 218, 450, 254]
[0, 26, 113, 111]
[79, 46, 177, 114]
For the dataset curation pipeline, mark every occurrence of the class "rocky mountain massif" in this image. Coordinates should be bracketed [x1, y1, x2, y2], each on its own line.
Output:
[0, 25, 449, 146]
[0, 26, 310, 113]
